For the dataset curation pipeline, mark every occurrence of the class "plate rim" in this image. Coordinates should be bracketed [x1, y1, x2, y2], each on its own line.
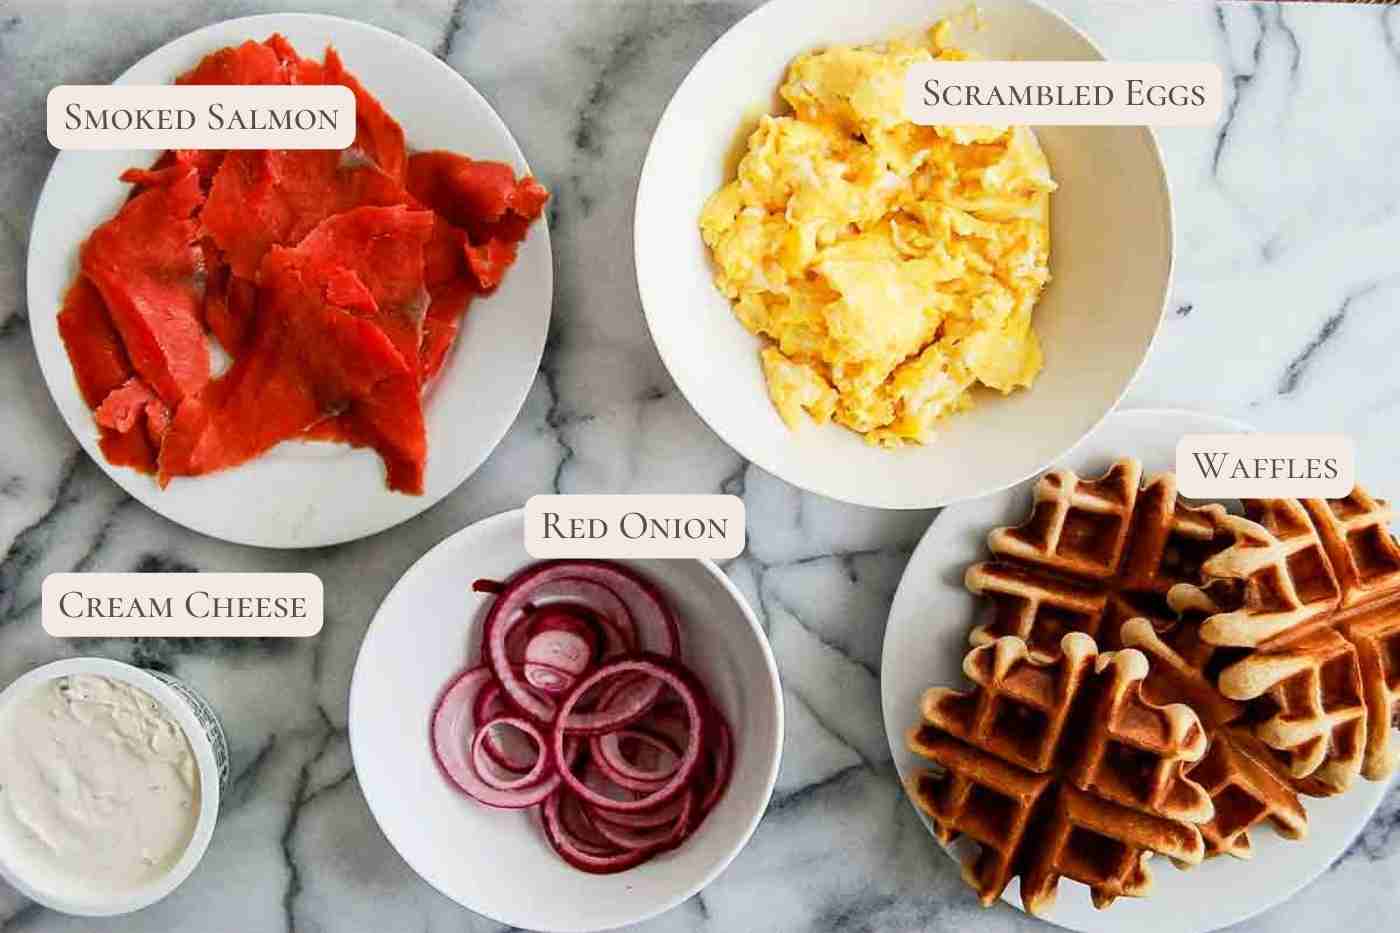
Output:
[633, 0, 1175, 511]
[25, 12, 553, 549]
[346, 508, 786, 932]
[879, 406, 1393, 932]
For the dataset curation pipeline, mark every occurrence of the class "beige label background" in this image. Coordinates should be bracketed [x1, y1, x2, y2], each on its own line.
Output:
[525, 495, 746, 559]
[48, 85, 355, 150]
[42, 573, 324, 637]
[905, 61, 1224, 126]
[1176, 434, 1355, 499]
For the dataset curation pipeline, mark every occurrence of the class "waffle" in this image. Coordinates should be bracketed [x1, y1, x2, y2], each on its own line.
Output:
[906, 633, 1212, 916]
[1185, 489, 1400, 792]
[964, 464, 1310, 854]
[1120, 604, 1307, 857]
[966, 462, 1222, 660]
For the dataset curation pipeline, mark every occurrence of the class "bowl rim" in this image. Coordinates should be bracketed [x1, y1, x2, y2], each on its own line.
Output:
[633, 0, 1175, 510]
[0, 658, 222, 917]
[347, 507, 786, 932]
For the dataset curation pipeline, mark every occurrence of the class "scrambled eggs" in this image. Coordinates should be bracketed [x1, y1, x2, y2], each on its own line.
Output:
[699, 24, 1055, 446]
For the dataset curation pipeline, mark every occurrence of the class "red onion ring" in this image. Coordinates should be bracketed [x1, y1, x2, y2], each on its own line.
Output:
[500, 602, 601, 670]
[471, 717, 550, 791]
[552, 656, 707, 812]
[541, 568, 676, 657]
[430, 667, 562, 809]
[522, 607, 599, 694]
[472, 683, 530, 772]
[592, 728, 682, 791]
[583, 788, 690, 829]
[559, 783, 617, 849]
[540, 790, 659, 875]
[481, 562, 681, 724]
[701, 716, 733, 817]
[578, 755, 664, 804]
[534, 577, 639, 655]
[590, 789, 694, 851]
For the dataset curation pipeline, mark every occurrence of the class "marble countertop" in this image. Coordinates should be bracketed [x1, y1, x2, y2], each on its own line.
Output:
[1, 0, 1397, 930]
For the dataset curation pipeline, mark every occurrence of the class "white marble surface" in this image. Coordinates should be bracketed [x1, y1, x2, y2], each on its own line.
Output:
[0, 0, 1397, 930]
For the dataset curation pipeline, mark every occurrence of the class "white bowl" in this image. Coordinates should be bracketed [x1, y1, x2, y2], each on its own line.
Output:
[635, 0, 1171, 509]
[349, 510, 784, 932]
[0, 658, 226, 917]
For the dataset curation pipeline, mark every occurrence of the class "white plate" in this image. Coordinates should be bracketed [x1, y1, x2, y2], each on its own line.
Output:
[348, 511, 784, 932]
[27, 14, 552, 548]
[635, 0, 1171, 510]
[881, 408, 1393, 932]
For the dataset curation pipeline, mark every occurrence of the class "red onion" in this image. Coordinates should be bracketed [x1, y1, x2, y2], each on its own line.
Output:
[552, 656, 707, 813]
[700, 717, 733, 816]
[583, 789, 690, 830]
[482, 564, 678, 729]
[472, 682, 536, 772]
[592, 728, 682, 791]
[541, 790, 659, 875]
[590, 790, 695, 850]
[436, 560, 734, 875]
[530, 577, 639, 655]
[544, 565, 679, 657]
[471, 717, 550, 791]
[430, 667, 562, 809]
[522, 607, 599, 694]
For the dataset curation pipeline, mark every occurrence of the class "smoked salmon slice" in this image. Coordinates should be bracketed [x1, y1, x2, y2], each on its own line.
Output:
[420, 280, 475, 382]
[287, 206, 433, 366]
[281, 206, 435, 492]
[406, 151, 548, 380]
[158, 247, 413, 485]
[159, 206, 433, 491]
[56, 278, 159, 473]
[94, 378, 160, 434]
[202, 148, 409, 279]
[323, 47, 406, 183]
[94, 376, 170, 451]
[405, 152, 548, 231]
[58, 277, 134, 410]
[200, 237, 260, 355]
[79, 165, 208, 408]
[414, 215, 475, 380]
[263, 33, 321, 83]
[177, 37, 294, 86]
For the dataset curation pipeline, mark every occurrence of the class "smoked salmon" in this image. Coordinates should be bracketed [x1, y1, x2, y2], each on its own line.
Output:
[158, 227, 416, 484]
[79, 164, 208, 407]
[56, 34, 547, 494]
[406, 151, 548, 380]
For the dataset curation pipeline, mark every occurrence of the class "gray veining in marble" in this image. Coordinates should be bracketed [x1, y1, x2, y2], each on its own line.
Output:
[0, 1, 1398, 931]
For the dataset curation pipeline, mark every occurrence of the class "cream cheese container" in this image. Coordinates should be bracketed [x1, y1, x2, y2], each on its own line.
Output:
[0, 658, 227, 916]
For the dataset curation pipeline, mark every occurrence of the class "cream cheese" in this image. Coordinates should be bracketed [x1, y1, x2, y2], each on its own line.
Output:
[0, 674, 199, 898]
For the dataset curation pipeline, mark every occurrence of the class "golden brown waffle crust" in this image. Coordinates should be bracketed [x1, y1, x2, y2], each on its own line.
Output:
[1119, 615, 1309, 858]
[906, 633, 1212, 916]
[1187, 489, 1400, 791]
[965, 461, 1222, 661]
